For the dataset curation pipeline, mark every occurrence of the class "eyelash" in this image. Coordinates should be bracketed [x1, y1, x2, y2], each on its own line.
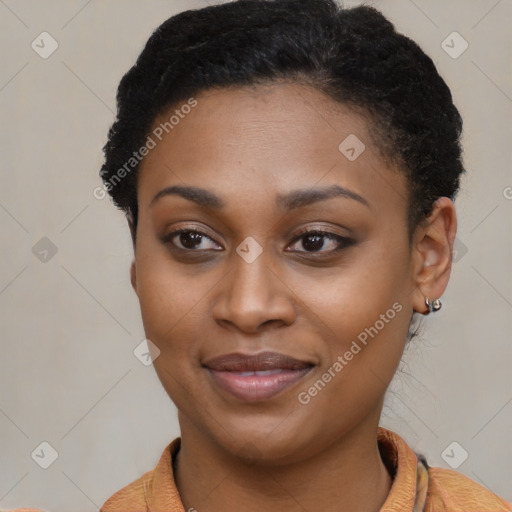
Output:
[289, 228, 353, 254]
[163, 227, 353, 256]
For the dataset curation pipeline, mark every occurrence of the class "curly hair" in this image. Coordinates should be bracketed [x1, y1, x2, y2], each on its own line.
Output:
[100, 0, 464, 243]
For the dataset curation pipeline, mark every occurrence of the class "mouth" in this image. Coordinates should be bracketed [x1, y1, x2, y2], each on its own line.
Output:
[202, 351, 314, 402]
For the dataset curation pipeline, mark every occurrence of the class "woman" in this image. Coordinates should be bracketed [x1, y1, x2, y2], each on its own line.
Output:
[96, 0, 511, 510]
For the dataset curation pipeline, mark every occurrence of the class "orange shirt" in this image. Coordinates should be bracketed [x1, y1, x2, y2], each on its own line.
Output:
[99, 426, 511, 511]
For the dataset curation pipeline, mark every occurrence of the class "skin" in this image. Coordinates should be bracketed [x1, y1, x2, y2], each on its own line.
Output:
[130, 82, 457, 512]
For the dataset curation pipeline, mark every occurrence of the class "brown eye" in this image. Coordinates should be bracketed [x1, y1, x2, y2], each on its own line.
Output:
[166, 230, 222, 251]
[288, 230, 353, 254]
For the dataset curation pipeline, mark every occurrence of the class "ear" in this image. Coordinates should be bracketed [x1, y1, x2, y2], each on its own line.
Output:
[130, 260, 137, 294]
[410, 197, 457, 315]
[127, 211, 136, 247]
[127, 213, 137, 294]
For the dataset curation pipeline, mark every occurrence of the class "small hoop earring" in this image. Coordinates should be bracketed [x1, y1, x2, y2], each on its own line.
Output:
[425, 297, 442, 313]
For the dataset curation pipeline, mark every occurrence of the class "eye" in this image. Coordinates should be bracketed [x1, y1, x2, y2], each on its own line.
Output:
[163, 228, 352, 255]
[287, 230, 353, 254]
[165, 229, 222, 251]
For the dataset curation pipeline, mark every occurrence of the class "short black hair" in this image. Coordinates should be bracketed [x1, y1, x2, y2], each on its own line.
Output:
[100, 0, 464, 242]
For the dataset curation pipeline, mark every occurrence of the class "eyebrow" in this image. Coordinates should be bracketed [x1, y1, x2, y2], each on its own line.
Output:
[276, 184, 371, 211]
[150, 184, 371, 211]
[150, 185, 223, 209]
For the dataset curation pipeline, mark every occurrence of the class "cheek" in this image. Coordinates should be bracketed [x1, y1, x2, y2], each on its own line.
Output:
[295, 237, 412, 379]
[134, 237, 201, 336]
[133, 243, 220, 389]
[137, 263, 211, 407]
[297, 239, 409, 327]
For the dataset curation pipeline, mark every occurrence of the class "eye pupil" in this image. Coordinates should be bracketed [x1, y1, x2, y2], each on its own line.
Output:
[303, 234, 324, 252]
[181, 231, 203, 249]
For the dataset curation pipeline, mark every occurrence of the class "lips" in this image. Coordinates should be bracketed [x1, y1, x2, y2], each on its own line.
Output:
[203, 351, 314, 402]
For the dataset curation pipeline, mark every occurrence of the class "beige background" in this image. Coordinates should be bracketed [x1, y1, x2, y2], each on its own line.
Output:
[0, 0, 511, 509]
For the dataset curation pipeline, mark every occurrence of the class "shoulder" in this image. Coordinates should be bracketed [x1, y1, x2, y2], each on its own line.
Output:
[426, 466, 511, 511]
[100, 468, 154, 511]
[100, 438, 181, 512]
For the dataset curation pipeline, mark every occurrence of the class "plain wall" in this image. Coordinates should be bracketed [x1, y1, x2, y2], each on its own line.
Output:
[0, 0, 510, 509]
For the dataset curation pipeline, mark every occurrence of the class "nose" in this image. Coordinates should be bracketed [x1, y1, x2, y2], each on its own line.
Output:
[212, 251, 296, 334]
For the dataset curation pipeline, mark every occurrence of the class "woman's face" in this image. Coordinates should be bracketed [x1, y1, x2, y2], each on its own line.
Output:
[133, 83, 422, 463]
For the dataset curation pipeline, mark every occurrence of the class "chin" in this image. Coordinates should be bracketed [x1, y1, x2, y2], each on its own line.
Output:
[205, 413, 318, 466]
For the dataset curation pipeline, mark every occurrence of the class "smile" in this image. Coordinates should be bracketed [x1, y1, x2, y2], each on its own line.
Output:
[203, 351, 314, 402]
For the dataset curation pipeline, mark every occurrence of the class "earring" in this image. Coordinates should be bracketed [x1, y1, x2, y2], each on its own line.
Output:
[425, 297, 442, 313]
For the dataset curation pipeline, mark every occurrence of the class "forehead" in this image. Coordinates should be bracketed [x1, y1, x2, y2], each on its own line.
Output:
[137, 83, 407, 215]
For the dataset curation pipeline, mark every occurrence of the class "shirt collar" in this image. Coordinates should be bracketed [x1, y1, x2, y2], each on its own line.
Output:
[378, 426, 427, 512]
[146, 426, 424, 511]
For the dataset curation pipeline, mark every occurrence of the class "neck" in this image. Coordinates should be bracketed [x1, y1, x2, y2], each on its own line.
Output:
[174, 416, 393, 512]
